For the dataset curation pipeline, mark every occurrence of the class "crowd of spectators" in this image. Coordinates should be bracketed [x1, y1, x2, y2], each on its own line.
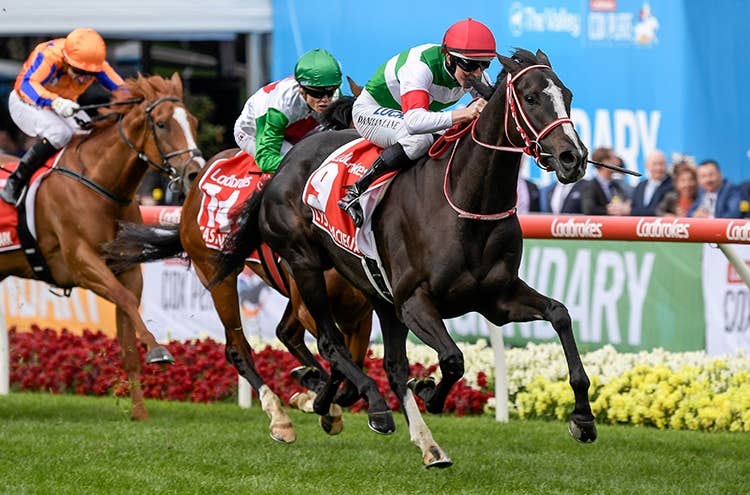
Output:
[524, 147, 750, 219]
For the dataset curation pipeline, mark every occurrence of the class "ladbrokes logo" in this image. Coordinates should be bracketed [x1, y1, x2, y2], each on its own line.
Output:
[550, 218, 602, 238]
[726, 221, 750, 242]
[636, 218, 689, 239]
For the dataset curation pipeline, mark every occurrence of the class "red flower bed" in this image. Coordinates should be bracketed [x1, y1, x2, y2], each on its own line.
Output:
[8, 326, 492, 415]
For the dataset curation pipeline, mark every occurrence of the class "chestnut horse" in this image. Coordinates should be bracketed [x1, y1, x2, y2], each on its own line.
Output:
[104, 96, 372, 443]
[0, 73, 203, 420]
[215, 49, 597, 467]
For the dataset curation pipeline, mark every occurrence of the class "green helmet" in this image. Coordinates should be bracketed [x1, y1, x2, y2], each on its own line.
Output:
[294, 49, 342, 88]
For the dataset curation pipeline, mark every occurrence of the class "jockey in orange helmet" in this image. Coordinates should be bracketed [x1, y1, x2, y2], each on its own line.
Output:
[2, 28, 124, 204]
[338, 18, 497, 227]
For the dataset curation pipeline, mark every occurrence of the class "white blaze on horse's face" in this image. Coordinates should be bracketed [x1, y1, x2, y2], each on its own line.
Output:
[173, 107, 206, 168]
[542, 78, 584, 157]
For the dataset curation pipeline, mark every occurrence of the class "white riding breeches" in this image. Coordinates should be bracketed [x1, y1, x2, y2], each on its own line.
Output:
[352, 90, 434, 160]
[8, 90, 89, 149]
[233, 124, 293, 157]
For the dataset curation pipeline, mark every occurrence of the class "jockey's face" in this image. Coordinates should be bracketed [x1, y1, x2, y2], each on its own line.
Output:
[300, 86, 336, 113]
[449, 55, 489, 88]
[67, 65, 95, 84]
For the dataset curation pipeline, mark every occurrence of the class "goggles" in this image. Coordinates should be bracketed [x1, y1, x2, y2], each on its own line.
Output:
[302, 86, 337, 99]
[69, 66, 97, 77]
[454, 57, 491, 72]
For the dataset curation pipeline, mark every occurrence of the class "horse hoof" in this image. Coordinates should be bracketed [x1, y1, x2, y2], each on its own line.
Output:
[367, 410, 395, 435]
[130, 405, 149, 421]
[320, 407, 344, 436]
[145, 346, 175, 365]
[423, 446, 453, 469]
[568, 418, 598, 443]
[269, 423, 297, 444]
[290, 366, 322, 390]
[407, 376, 436, 403]
[288, 391, 316, 413]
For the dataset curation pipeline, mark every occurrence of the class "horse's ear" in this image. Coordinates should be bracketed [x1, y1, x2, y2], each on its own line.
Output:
[347, 76, 362, 97]
[497, 54, 521, 74]
[535, 49, 551, 66]
[468, 77, 494, 100]
[170, 72, 183, 96]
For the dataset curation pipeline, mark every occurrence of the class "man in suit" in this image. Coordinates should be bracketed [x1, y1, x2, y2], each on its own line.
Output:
[542, 181, 586, 214]
[630, 150, 673, 216]
[688, 160, 748, 218]
[517, 176, 541, 213]
[581, 147, 631, 215]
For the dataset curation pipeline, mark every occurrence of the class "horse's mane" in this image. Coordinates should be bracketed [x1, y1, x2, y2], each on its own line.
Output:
[87, 74, 183, 132]
[470, 48, 546, 100]
[318, 96, 355, 131]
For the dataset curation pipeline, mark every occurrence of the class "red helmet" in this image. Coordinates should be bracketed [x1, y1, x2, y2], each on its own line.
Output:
[63, 28, 106, 72]
[441, 18, 496, 61]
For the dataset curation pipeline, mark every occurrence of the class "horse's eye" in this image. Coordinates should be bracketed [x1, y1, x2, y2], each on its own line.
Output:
[524, 95, 537, 104]
[156, 121, 166, 129]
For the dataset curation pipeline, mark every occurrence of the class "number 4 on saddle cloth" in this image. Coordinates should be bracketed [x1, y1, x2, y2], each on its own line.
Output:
[0, 152, 63, 285]
[197, 150, 289, 296]
[303, 138, 398, 300]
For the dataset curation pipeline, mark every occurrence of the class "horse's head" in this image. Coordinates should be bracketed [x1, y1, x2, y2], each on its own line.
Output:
[111, 73, 205, 194]
[494, 49, 588, 184]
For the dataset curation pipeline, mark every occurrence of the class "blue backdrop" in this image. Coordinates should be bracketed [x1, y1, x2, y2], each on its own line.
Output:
[271, 0, 749, 185]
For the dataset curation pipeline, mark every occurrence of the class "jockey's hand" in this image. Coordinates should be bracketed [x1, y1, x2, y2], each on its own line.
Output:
[452, 98, 487, 125]
[51, 98, 80, 118]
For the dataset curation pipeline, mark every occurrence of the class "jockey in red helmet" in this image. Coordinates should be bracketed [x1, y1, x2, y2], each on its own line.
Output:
[338, 18, 497, 227]
[3, 28, 124, 204]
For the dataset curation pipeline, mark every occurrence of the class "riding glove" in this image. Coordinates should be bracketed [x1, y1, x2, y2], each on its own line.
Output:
[51, 97, 80, 118]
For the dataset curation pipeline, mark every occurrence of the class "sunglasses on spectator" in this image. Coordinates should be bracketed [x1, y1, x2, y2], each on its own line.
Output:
[454, 57, 491, 72]
[70, 66, 96, 77]
[303, 86, 337, 99]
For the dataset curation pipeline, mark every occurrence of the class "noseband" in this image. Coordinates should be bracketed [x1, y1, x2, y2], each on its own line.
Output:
[118, 96, 202, 191]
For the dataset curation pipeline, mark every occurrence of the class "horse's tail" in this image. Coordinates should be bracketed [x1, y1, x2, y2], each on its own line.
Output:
[103, 222, 185, 273]
[210, 186, 266, 287]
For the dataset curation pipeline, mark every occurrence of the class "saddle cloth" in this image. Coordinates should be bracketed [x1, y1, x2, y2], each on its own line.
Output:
[196, 150, 288, 296]
[0, 151, 62, 252]
[302, 137, 397, 258]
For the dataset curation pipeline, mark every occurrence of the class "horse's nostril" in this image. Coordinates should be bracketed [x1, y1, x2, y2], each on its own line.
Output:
[187, 172, 198, 183]
[559, 150, 577, 166]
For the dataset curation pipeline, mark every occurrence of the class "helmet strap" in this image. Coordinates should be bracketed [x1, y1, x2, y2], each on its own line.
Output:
[444, 54, 459, 82]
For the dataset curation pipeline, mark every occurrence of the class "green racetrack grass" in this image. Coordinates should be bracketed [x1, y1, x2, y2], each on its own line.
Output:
[0, 393, 748, 495]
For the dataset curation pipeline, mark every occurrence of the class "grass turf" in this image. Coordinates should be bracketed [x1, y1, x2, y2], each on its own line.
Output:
[0, 393, 748, 495]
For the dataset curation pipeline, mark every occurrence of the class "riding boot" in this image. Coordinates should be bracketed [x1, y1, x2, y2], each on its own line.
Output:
[1, 138, 57, 205]
[338, 143, 411, 227]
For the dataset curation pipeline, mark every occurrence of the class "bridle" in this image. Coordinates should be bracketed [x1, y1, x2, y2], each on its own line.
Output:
[429, 63, 574, 220]
[472, 64, 573, 169]
[66, 96, 202, 204]
[117, 96, 202, 192]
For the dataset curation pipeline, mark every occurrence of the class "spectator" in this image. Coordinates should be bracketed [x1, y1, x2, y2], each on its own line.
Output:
[541, 181, 586, 214]
[655, 162, 697, 217]
[688, 160, 748, 218]
[581, 147, 631, 215]
[630, 149, 673, 216]
[517, 175, 540, 213]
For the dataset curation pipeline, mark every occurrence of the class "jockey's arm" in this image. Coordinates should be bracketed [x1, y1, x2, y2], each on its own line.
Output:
[398, 61, 456, 135]
[96, 61, 125, 91]
[253, 107, 289, 173]
[17, 49, 61, 107]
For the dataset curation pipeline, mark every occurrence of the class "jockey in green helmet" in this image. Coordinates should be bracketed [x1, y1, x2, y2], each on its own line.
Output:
[234, 48, 343, 173]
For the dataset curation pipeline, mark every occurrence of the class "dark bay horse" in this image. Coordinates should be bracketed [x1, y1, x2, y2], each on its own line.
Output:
[0, 73, 203, 420]
[104, 96, 372, 443]
[216, 49, 596, 467]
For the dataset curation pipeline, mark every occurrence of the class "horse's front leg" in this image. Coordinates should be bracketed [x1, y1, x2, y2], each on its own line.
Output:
[489, 278, 597, 443]
[399, 285, 463, 414]
[375, 301, 452, 468]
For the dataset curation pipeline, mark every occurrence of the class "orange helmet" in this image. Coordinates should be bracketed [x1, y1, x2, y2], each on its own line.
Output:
[63, 28, 106, 72]
[441, 18, 496, 61]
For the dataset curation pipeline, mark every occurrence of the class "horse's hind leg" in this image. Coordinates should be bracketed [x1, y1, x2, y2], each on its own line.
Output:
[283, 256, 394, 435]
[201, 270, 296, 444]
[375, 302, 451, 468]
[491, 278, 597, 443]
